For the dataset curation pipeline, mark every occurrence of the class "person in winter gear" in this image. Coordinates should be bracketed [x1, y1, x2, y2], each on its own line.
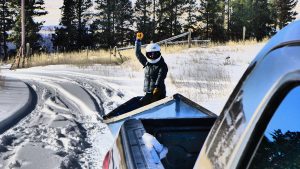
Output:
[135, 32, 168, 106]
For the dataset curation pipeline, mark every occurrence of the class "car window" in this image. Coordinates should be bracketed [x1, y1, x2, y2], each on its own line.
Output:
[248, 86, 300, 169]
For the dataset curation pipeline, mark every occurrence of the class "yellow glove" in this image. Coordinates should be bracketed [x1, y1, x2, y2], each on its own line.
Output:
[153, 88, 159, 95]
[137, 32, 144, 40]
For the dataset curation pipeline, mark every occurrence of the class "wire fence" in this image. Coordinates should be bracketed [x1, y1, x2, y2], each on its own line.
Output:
[117, 31, 193, 51]
[114, 31, 210, 62]
[9, 31, 211, 68]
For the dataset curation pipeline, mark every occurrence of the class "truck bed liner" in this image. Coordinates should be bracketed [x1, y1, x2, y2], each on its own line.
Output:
[121, 118, 216, 169]
[121, 119, 164, 169]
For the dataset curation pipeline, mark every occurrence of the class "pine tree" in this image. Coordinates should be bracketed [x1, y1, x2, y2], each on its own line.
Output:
[182, 0, 198, 33]
[93, 0, 134, 48]
[92, 0, 115, 48]
[268, 0, 278, 35]
[115, 0, 134, 46]
[74, 0, 93, 49]
[54, 0, 92, 51]
[250, 130, 300, 168]
[225, 0, 231, 36]
[151, 0, 157, 41]
[252, 0, 272, 41]
[53, 0, 77, 51]
[155, 0, 168, 40]
[9, 0, 47, 52]
[0, 0, 13, 60]
[134, 0, 153, 43]
[229, 0, 273, 41]
[156, 0, 185, 41]
[199, 0, 226, 42]
[228, 0, 252, 40]
[273, 0, 298, 29]
[172, 0, 185, 36]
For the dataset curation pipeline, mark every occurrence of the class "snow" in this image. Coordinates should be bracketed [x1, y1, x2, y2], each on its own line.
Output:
[0, 77, 32, 133]
[0, 71, 116, 168]
[0, 43, 263, 168]
[7, 143, 63, 169]
[164, 44, 263, 113]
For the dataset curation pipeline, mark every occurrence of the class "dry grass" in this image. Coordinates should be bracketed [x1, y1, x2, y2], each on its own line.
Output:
[119, 38, 262, 61]
[165, 40, 263, 104]
[7, 39, 261, 71]
[169, 57, 231, 102]
[8, 49, 124, 68]
[120, 39, 258, 71]
[208, 38, 269, 47]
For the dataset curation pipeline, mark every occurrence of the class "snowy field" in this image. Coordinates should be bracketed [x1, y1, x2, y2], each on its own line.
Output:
[0, 43, 263, 169]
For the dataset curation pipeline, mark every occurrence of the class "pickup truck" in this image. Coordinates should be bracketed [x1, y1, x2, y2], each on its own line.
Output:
[102, 20, 300, 169]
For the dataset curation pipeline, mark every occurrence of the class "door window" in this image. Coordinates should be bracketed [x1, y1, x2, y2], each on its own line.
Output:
[249, 86, 300, 169]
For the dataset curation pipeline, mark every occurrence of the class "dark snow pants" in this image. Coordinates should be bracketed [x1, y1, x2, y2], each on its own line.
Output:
[140, 90, 166, 106]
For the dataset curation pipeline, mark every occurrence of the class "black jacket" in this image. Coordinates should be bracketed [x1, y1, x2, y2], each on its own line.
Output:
[135, 41, 168, 94]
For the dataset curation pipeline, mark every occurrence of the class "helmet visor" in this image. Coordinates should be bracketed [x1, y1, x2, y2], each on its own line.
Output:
[146, 51, 161, 60]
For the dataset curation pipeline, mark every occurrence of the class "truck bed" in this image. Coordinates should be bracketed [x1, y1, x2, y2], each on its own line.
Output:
[121, 118, 216, 169]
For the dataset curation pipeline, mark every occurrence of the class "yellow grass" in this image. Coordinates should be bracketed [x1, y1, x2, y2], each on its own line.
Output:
[35, 49, 122, 67]
[8, 39, 265, 69]
[207, 38, 269, 47]
[7, 49, 123, 68]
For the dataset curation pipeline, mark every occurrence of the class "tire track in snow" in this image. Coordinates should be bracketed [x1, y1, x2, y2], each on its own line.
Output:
[0, 83, 38, 135]
[0, 71, 125, 169]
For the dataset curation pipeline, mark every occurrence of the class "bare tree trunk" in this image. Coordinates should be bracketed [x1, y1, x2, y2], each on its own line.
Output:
[152, 0, 156, 41]
[227, 0, 230, 32]
[0, 0, 8, 60]
[174, 0, 178, 35]
[77, 0, 83, 50]
[112, 0, 115, 46]
[206, 2, 209, 39]
[143, 0, 146, 30]
[107, 1, 111, 47]
[21, 0, 25, 67]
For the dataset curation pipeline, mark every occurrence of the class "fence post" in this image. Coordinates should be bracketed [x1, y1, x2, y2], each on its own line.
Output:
[86, 46, 89, 61]
[243, 26, 246, 42]
[26, 43, 30, 57]
[57, 50, 60, 64]
[165, 42, 167, 52]
[114, 46, 117, 57]
[25, 43, 30, 67]
[109, 46, 112, 60]
[188, 29, 192, 48]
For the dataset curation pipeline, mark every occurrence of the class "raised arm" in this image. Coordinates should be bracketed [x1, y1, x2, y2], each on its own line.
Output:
[135, 40, 147, 67]
[135, 32, 147, 67]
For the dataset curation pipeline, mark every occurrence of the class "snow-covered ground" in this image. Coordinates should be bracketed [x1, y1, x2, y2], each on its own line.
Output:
[0, 43, 263, 168]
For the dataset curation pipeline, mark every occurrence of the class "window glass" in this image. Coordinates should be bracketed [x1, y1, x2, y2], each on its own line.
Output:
[249, 86, 300, 169]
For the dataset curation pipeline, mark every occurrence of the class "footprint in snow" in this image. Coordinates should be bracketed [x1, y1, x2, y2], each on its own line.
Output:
[1, 135, 17, 146]
[9, 160, 21, 168]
